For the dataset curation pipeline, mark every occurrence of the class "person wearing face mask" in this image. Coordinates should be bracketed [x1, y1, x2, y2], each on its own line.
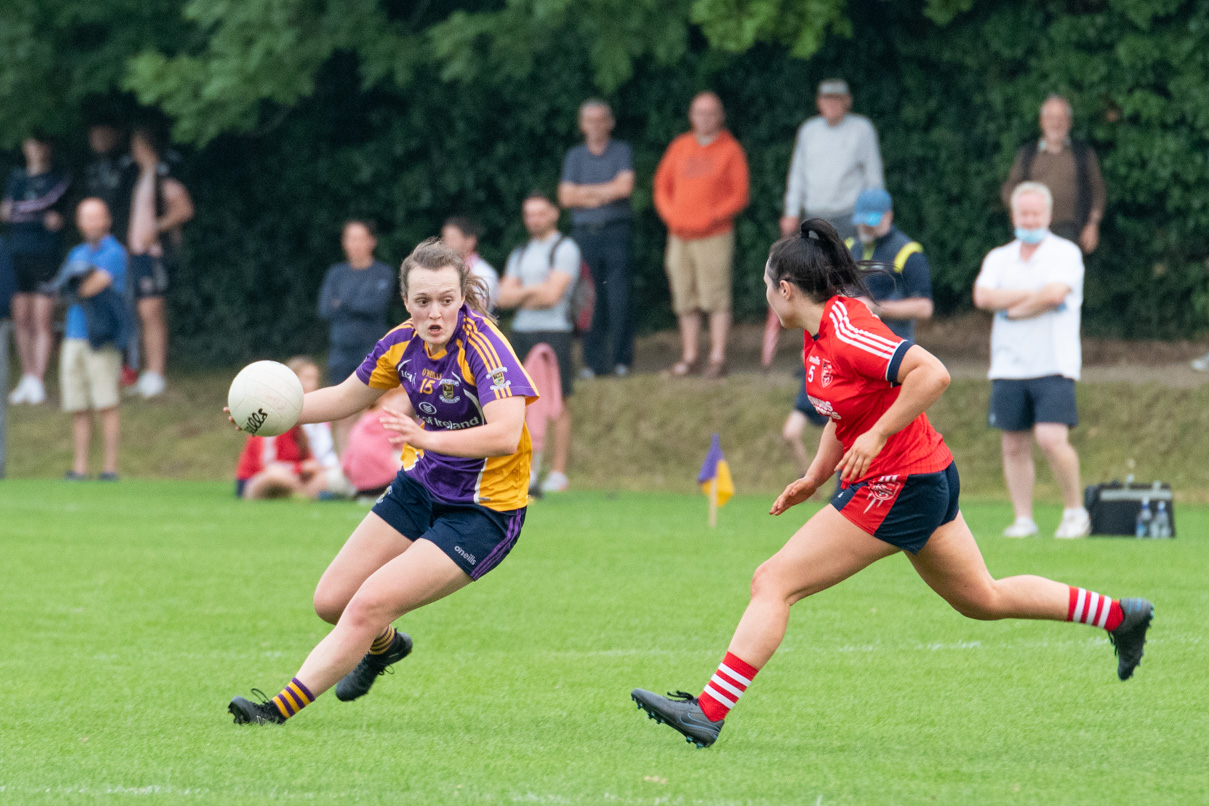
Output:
[845, 188, 933, 341]
[974, 181, 1090, 540]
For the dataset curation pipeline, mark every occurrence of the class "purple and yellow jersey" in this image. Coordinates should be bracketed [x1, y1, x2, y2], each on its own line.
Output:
[356, 304, 537, 512]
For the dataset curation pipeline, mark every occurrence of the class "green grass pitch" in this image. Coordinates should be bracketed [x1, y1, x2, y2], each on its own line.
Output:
[0, 481, 1203, 804]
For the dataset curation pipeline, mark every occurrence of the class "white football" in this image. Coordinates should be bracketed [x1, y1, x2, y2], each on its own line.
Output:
[227, 361, 304, 437]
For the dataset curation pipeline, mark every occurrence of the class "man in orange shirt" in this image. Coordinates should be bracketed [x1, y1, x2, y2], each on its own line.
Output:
[654, 92, 750, 378]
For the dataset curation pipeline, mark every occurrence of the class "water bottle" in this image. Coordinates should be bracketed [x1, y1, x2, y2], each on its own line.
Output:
[1152, 501, 1172, 539]
[1135, 498, 1152, 538]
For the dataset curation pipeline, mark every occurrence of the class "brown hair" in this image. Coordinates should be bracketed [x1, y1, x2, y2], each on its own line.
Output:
[399, 237, 492, 318]
[767, 218, 874, 304]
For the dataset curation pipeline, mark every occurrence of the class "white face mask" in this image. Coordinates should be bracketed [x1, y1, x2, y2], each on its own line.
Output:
[857, 229, 877, 245]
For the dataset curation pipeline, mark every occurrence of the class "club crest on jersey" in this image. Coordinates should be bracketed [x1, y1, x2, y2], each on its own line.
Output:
[490, 367, 510, 391]
[821, 359, 834, 388]
[439, 378, 461, 403]
[418, 401, 437, 415]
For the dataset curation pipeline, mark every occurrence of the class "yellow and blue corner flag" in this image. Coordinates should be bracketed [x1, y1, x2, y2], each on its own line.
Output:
[697, 433, 734, 507]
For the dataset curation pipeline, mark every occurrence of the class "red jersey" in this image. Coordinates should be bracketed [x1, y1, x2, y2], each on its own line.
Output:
[235, 426, 310, 481]
[803, 296, 951, 483]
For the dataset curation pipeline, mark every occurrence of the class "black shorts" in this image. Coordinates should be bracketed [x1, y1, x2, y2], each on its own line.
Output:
[131, 254, 169, 299]
[509, 329, 574, 398]
[794, 374, 831, 427]
[988, 375, 1078, 431]
[832, 461, 961, 554]
[12, 253, 59, 294]
[371, 469, 526, 581]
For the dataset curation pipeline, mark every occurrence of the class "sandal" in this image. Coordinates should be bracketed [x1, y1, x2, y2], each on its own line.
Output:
[664, 359, 699, 378]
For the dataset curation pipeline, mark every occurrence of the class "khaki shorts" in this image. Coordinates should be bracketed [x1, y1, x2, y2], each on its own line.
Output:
[664, 230, 734, 314]
[60, 339, 122, 413]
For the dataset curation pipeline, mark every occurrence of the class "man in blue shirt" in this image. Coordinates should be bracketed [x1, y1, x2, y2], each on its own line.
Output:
[59, 198, 128, 480]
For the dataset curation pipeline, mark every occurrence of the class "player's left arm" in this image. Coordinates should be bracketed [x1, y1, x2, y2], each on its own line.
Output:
[1005, 282, 1071, 319]
[836, 345, 951, 483]
[380, 396, 526, 458]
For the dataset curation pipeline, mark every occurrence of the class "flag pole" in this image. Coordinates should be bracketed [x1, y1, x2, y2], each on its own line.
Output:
[708, 477, 718, 528]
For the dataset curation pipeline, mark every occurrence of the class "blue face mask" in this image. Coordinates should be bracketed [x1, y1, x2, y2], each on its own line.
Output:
[1015, 227, 1047, 244]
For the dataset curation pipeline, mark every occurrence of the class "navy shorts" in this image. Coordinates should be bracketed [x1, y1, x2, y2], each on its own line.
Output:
[131, 254, 169, 299]
[988, 375, 1078, 431]
[794, 374, 830, 427]
[371, 469, 526, 581]
[831, 461, 961, 554]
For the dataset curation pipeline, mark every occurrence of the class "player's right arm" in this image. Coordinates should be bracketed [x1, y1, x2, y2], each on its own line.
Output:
[771, 420, 842, 515]
[299, 375, 387, 425]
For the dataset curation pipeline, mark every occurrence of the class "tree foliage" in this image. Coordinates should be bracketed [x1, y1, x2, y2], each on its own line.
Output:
[1, 0, 1208, 363]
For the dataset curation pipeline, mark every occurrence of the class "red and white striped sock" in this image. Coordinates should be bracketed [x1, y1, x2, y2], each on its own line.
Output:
[698, 652, 759, 723]
[1068, 586, 1124, 631]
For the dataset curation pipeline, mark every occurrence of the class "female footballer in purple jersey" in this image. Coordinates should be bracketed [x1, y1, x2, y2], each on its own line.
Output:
[631, 220, 1153, 748]
[228, 238, 539, 725]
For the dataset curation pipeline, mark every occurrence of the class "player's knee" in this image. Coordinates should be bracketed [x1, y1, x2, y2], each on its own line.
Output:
[312, 587, 346, 625]
[340, 593, 394, 633]
[946, 588, 1002, 620]
[1034, 431, 1069, 456]
[750, 560, 787, 602]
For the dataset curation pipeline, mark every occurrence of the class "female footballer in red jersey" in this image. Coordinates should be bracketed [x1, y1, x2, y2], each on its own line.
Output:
[632, 220, 1153, 748]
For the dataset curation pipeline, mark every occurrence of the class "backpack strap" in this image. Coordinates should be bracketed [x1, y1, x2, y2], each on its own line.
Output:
[548, 234, 567, 270]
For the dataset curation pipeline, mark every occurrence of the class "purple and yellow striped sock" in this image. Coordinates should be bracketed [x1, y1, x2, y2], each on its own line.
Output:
[369, 625, 396, 655]
[271, 677, 315, 720]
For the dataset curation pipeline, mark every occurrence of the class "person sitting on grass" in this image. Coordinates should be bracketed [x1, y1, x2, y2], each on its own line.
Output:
[234, 357, 332, 500]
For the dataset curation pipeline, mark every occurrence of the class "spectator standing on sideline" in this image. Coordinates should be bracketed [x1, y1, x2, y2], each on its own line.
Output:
[780, 79, 883, 242]
[3, 135, 71, 406]
[498, 191, 579, 494]
[654, 91, 749, 379]
[559, 99, 635, 379]
[124, 127, 194, 398]
[441, 217, 499, 314]
[318, 220, 395, 451]
[974, 182, 1090, 540]
[847, 188, 934, 340]
[84, 120, 128, 220]
[1002, 94, 1105, 253]
[57, 199, 128, 480]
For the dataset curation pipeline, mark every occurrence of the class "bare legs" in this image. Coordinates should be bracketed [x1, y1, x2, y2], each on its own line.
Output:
[71, 407, 120, 476]
[11, 293, 54, 383]
[675, 310, 731, 370]
[1002, 424, 1085, 520]
[137, 297, 168, 378]
[781, 410, 811, 476]
[724, 508, 1077, 672]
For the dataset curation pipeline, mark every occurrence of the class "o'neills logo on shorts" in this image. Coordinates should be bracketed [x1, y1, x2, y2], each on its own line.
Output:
[454, 545, 477, 565]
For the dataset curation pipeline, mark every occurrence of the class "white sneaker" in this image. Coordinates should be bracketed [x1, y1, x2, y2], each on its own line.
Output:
[1192, 352, 1209, 371]
[577, 367, 596, 381]
[1003, 517, 1039, 538]
[138, 372, 166, 398]
[24, 376, 46, 405]
[613, 364, 630, 377]
[539, 471, 569, 494]
[1055, 508, 1092, 539]
[8, 375, 32, 405]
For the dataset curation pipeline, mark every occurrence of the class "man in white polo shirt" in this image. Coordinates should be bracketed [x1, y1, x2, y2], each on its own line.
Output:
[974, 181, 1090, 539]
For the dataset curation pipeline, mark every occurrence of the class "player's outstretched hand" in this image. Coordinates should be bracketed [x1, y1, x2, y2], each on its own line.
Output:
[222, 406, 241, 431]
[771, 477, 819, 515]
[836, 428, 888, 484]
[379, 406, 425, 449]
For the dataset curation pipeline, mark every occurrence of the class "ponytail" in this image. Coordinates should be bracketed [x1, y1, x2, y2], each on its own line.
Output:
[769, 218, 874, 303]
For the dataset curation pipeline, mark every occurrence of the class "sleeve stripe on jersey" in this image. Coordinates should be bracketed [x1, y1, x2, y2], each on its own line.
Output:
[467, 330, 504, 371]
[475, 318, 516, 366]
[886, 340, 913, 383]
[831, 302, 901, 353]
[829, 308, 898, 360]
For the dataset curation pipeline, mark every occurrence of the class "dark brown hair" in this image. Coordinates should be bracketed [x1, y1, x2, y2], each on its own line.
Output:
[767, 218, 874, 304]
[400, 237, 492, 318]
